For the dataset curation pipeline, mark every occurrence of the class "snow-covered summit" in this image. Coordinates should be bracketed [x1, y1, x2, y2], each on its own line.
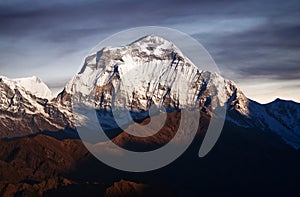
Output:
[0, 75, 71, 138]
[66, 35, 243, 112]
[0, 76, 53, 100]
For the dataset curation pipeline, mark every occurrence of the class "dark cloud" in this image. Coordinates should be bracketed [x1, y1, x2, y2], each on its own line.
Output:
[193, 20, 300, 81]
[0, 0, 299, 102]
[0, 0, 268, 39]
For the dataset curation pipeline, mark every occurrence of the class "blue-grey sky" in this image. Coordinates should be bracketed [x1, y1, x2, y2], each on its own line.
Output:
[0, 0, 299, 103]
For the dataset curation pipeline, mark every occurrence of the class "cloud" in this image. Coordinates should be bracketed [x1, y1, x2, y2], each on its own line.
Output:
[193, 21, 300, 81]
[0, 0, 299, 102]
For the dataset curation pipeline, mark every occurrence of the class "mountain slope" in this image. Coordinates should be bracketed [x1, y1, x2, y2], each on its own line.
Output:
[0, 76, 72, 138]
[227, 98, 300, 149]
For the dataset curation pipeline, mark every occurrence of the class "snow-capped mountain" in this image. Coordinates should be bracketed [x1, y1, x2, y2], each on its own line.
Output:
[0, 35, 299, 150]
[0, 76, 53, 100]
[61, 35, 250, 132]
[227, 98, 300, 149]
[63, 35, 299, 149]
[65, 35, 247, 112]
[0, 76, 71, 138]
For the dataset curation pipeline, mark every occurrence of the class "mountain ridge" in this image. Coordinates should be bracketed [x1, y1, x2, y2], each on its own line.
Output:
[0, 35, 299, 150]
[1, 35, 300, 196]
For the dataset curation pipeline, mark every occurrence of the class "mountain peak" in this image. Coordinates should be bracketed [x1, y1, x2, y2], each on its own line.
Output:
[130, 35, 171, 45]
[28, 76, 42, 83]
[129, 34, 178, 54]
[274, 98, 297, 103]
[62, 35, 300, 150]
[0, 76, 53, 100]
[67, 35, 236, 112]
[74, 35, 187, 88]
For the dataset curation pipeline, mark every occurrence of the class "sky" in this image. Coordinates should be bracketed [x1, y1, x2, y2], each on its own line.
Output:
[0, 0, 299, 103]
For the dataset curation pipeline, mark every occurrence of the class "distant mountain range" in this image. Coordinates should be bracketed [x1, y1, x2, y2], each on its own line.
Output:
[0, 35, 299, 196]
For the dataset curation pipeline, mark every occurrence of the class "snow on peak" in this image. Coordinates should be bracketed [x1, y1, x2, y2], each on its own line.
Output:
[130, 34, 173, 46]
[0, 76, 53, 100]
[66, 35, 240, 112]
[129, 35, 183, 58]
